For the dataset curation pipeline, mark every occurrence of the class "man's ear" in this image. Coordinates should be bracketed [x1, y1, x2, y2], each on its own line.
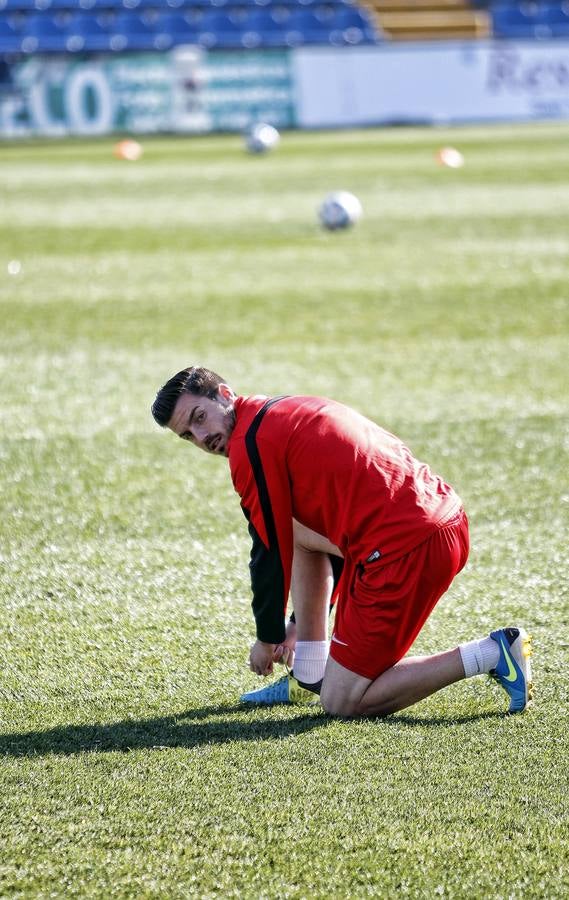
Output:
[218, 383, 235, 402]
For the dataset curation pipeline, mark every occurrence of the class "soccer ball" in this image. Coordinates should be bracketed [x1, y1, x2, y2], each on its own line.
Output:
[245, 123, 280, 154]
[318, 191, 362, 230]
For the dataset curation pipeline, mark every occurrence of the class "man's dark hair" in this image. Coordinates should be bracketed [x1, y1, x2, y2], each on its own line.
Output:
[151, 366, 227, 427]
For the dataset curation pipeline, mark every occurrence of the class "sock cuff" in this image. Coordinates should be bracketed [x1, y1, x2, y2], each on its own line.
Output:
[295, 640, 329, 660]
[459, 641, 482, 678]
[293, 641, 329, 685]
[459, 637, 500, 678]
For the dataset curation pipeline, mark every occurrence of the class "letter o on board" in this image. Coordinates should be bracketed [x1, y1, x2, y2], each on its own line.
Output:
[65, 67, 113, 135]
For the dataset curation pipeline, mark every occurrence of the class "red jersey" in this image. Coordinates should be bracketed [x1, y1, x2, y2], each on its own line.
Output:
[227, 395, 461, 644]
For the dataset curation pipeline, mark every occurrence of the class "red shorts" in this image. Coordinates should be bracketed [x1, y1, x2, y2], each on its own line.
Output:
[330, 509, 470, 680]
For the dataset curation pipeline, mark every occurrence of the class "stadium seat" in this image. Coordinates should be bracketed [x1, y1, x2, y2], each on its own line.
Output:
[160, 0, 200, 7]
[70, 0, 122, 10]
[20, 10, 69, 50]
[0, 0, 382, 50]
[279, 7, 324, 42]
[541, 1, 569, 35]
[66, 10, 116, 48]
[112, 9, 160, 47]
[0, 13, 25, 49]
[281, 6, 344, 42]
[0, 0, 49, 9]
[327, 2, 379, 42]
[48, 0, 92, 9]
[197, 7, 247, 45]
[241, 3, 380, 46]
[491, 2, 549, 38]
[155, 9, 202, 43]
[241, 6, 290, 45]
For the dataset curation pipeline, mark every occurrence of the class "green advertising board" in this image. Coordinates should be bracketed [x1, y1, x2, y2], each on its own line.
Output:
[0, 47, 295, 137]
[203, 51, 294, 130]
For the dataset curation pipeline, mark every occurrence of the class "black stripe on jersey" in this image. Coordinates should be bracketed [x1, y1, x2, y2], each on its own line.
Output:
[243, 396, 289, 644]
[245, 396, 288, 546]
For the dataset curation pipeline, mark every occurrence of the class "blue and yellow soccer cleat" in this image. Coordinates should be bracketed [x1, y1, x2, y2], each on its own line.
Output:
[240, 673, 320, 706]
[489, 627, 533, 713]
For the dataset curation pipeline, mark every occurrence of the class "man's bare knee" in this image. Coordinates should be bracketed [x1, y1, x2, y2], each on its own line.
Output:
[320, 686, 360, 718]
[321, 685, 391, 718]
[320, 662, 369, 717]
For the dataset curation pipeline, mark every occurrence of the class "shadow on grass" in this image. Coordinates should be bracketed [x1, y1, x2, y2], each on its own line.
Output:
[390, 710, 505, 727]
[0, 704, 328, 757]
[0, 705, 505, 757]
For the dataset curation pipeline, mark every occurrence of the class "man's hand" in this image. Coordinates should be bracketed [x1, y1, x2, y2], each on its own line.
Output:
[249, 640, 277, 676]
[272, 618, 297, 669]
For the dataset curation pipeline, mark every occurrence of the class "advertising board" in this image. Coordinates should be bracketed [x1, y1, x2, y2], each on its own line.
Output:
[0, 47, 294, 136]
[2, 41, 569, 137]
[292, 42, 569, 127]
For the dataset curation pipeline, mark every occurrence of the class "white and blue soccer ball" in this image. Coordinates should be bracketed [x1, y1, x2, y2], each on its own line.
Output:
[318, 191, 363, 230]
[245, 123, 280, 154]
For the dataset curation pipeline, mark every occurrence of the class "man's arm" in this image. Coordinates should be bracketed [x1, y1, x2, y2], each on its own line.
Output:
[232, 398, 295, 648]
[242, 511, 287, 645]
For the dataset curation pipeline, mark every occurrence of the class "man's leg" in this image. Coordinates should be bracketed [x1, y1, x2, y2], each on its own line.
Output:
[290, 520, 340, 641]
[285, 520, 341, 687]
[272, 521, 340, 667]
[320, 650, 465, 717]
[289, 548, 331, 643]
[319, 511, 532, 717]
[240, 521, 341, 705]
[320, 625, 534, 717]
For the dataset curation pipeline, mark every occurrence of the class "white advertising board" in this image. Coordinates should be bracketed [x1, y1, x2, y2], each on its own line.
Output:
[292, 41, 569, 127]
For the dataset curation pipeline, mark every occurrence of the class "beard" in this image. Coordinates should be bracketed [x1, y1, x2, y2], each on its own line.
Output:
[222, 404, 237, 447]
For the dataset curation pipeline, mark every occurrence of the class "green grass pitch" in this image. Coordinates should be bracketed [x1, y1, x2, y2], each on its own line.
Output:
[1, 122, 568, 897]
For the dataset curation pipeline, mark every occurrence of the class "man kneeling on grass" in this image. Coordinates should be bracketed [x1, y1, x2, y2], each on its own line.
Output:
[151, 366, 533, 717]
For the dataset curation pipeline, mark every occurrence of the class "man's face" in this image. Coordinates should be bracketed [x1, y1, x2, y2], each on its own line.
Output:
[168, 385, 236, 457]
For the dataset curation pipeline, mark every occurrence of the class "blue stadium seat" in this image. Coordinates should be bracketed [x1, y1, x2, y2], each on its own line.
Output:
[66, 10, 116, 48]
[155, 9, 201, 43]
[232, 3, 380, 46]
[112, 9, 159, 47]
[0, 0, 382, 50]
[0, 0, 49, 9]
[491, 2, 549, 38]
[328, 2, 379, 41]
[241, 6, 290, 45]
[66, 0, 122, 10]
[281, 6, 342, 42]
[160, 0, 203, 8]
[197, 7, 247, 45]
[0, 13, 25, 50]
[220, 0, 271, 7]
[48, 0, 91, 9]
[542, 1, 569, 35]
[20, 10, 69, 50]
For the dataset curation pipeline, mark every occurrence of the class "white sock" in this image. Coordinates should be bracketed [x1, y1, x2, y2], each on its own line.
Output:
[293, 641, 329, 685]
[459, 636, 500, 677]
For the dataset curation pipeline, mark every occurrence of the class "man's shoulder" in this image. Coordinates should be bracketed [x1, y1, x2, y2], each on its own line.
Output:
[233, 395, 270, 428]
[227, 396, 268, 462]
[229, 394, 308, 459]
[233, 394, 354, 432]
